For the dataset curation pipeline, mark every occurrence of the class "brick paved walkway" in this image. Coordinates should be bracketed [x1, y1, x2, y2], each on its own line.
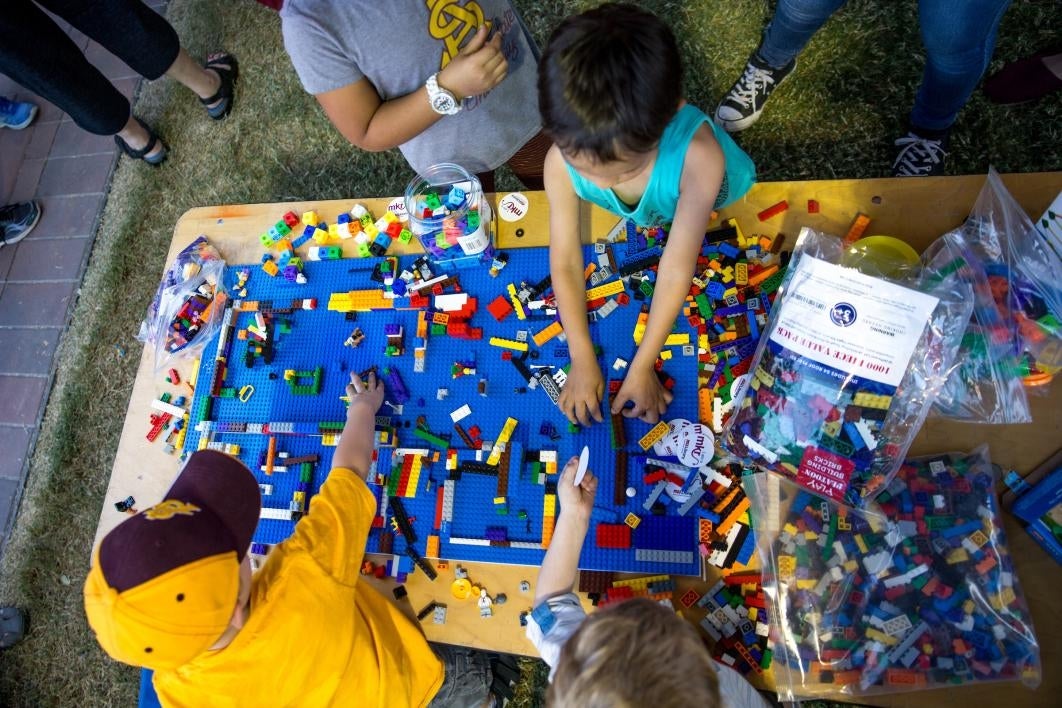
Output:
[0, 1, 166, 549]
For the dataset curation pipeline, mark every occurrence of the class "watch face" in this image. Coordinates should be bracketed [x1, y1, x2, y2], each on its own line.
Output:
[431, 93, 458, 115]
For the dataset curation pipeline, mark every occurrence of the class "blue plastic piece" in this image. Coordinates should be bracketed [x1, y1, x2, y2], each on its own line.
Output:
[183, 244, 704, 575]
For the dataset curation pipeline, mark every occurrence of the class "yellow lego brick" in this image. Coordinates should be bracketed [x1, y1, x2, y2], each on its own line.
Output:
[489, 336, 529, 352]
[947, 547, 968, 564]
[795, 579, 817, 590]
[293, 491, 306, 504]
[543, 494, 556, 516]
[624, 512, 641, 529]
[659, 349, 672, 361]
[727, 218, 744, 245]
[844, 559, 858, 572]
[585, 279, 625, 300]
[736, 262, 749, 285]
[507, 283, 526, 320]
[664, 333, 690, 346]
[499, 417, 518, 440]
[639, 420, 671, 451]
[866, 628, 898, 646]
[532, 320, 564, 347]
[778, 556, 796, 580]
[854, 535, 868, 553]
[545, 461, 557, 475]
[321, 433, 339, 446]
[327, 289, 393, 312]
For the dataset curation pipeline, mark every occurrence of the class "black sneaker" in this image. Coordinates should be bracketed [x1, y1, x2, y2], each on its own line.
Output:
[714, 52, 796, 132]
[0, 201, 42, 247]
[892, 130, 949, 177]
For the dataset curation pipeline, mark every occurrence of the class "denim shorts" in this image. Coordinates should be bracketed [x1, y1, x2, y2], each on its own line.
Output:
[427, 643, 493, 708]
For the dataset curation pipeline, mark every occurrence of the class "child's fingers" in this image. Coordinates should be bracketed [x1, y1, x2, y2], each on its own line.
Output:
[461, 24, 489, 54]
[559, 456, 579, 482]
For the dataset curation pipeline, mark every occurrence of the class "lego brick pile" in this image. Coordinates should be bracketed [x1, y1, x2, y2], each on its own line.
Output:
[744, 447, 1040, 699]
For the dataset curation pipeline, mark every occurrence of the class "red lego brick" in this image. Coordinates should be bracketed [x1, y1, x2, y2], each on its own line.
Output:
[595, 523, 631, 549]
[487, 295, 514, 322]
[757, 200, 789, 221]
[807, 199, 820, 214]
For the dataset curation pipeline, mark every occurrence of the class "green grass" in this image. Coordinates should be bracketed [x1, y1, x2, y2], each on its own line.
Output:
[0, 0, 1058, 704]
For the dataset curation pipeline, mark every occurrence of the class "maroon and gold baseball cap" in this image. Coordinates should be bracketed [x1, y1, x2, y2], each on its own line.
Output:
[83, 450, 261, 671]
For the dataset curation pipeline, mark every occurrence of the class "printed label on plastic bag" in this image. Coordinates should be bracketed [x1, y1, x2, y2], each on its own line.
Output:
[770, 256, 939, 388]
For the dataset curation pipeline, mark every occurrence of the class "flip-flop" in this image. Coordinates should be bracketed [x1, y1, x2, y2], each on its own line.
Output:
[200, 53, 239, 120]
[114, 116, 168, 166]
[0, 606, 26, 649]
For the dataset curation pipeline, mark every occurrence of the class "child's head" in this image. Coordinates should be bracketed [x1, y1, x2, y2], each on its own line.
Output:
[538, 3, 683, 174]
[548, 597, 721, 707]
[83, 450, 261, 670]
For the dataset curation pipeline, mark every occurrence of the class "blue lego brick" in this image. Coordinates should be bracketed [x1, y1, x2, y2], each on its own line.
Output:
[183, 243, 703, 575]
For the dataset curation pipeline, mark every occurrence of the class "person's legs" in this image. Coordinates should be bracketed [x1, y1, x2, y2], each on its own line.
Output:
[910, 0, 1013, 131]
[0, 0, 131, 136]
[427, 643, 493, 708]
[892, 0, 1011, 177]
[39, 0, 231, 113]
[757, 0, 850, 69]
[716, 0, 848, 132]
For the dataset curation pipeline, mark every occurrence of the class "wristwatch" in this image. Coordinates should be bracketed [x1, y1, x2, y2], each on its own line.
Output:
[426, 73, 462, 116]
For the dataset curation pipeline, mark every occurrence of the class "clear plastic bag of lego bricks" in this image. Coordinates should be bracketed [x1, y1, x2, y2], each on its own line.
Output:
[921, 228, 1031, 423]
[722, 227, 973, 506]
[744, 448, 1040, 701]
[137, 236, 228, 372]
[973, 168, 1062, 391]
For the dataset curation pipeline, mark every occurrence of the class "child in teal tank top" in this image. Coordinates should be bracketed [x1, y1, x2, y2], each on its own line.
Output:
[538, 2, 757, 428]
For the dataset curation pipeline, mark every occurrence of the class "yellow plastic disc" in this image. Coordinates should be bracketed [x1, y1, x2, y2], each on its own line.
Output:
[844, 235, 921, 277]
[451, 578, 473, 600]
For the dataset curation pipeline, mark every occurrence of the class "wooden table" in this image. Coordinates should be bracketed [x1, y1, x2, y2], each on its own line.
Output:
[97, 174, 1062, 707]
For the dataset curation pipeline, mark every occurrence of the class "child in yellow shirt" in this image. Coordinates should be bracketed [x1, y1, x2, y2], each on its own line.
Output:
[84, 371, 490, 707]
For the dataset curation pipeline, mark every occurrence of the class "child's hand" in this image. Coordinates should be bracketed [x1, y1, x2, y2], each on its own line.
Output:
[346, 370, 384, 416]
[611, 365, 673, 424]
[437, 25, 508, 101]
[557, 456, 598, 520]
[557, 360, 604, 427]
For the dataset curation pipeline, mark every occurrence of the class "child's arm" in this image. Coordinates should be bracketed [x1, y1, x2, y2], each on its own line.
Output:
[534, 456, 598, 603]
[316, 26, 506, 152]
[546, 146, 606, 427]
[332, 371, 385, 478]
[612, 129, 725, 423]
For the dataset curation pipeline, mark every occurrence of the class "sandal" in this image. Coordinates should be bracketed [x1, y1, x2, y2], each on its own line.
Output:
[114, 116, 168, 166]
[200, 53, 239, 120]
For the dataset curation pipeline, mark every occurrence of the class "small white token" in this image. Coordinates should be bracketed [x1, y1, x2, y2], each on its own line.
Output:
[573, 445, 590, 487]
[497, 192, 529, 222]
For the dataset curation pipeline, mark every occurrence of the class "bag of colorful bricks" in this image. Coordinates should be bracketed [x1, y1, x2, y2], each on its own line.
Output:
[722, 226, 973, 507]
[965, 169, 1062, 391]
[137, 235, 228, 372]
[744, 446, 1040, 700]
[920, 227, 1031, 423]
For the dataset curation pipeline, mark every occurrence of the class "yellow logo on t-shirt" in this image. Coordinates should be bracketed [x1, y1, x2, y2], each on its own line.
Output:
[426, 0, 486, 69]
[144, 500, 201, 520]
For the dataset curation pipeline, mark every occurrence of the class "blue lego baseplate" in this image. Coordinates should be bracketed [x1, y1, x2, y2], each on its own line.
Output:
[184, 239, 704, 576]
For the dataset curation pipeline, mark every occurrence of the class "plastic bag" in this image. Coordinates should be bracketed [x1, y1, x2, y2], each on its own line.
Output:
[138, 236, 227, 371]
[972, 169, 1062, 389]
[744, 447, 1041, 701]
[921, 227, 1031, 423]
[722, 227, 973, 506]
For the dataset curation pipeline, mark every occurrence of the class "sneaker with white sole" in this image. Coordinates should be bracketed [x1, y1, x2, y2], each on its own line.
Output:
[0, 97, 38, 130]
[892, 130, 949, 177]
[0, 201, 42, 247]
[714, 53, 796, 133]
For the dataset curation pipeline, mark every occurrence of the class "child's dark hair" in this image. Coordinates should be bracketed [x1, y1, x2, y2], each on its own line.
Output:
[537, 3, 683, 163]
